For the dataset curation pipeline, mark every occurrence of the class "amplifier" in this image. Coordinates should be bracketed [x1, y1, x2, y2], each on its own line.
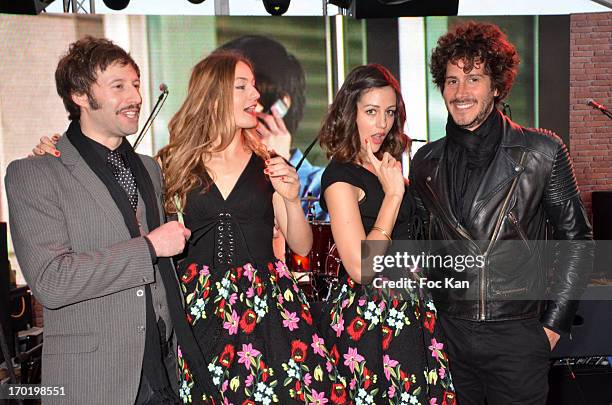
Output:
[592, 191, 612, 279]
[548, 358, 612, 405]
[552, 286, 612, 359]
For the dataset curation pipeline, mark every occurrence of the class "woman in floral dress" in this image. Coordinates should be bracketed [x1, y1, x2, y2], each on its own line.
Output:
[157, 52, 342, 404]
[318, 64, 455, 405]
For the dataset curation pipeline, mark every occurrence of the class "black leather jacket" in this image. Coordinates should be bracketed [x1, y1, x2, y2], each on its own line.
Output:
[410, 114, 594, 333]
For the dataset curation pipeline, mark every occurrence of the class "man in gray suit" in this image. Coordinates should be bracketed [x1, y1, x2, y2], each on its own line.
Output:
[5, 37, 202, 404]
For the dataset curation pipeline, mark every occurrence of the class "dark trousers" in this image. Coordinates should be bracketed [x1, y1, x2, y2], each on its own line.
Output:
[440, 314, 551, 405]
[135, 368, 180, 405]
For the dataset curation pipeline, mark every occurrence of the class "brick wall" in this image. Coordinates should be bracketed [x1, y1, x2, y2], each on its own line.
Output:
[569, 12, 612, 219]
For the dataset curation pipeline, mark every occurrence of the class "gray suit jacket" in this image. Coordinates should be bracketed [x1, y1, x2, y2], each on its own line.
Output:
[5, 136, 177, 404]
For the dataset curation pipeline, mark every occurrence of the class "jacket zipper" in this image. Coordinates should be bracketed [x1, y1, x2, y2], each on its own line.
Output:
[479, 151, 527, 320]
[508, 211, 531, 252]
[425, 180, 485, 317]
[424, 150, 526, 321]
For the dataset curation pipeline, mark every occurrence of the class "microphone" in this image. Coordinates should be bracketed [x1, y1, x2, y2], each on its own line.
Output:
[159, 83, 169, 95]
[133, 83, 169, 149]
[586, 98, 612, 120]
[586, 98, 609, 112]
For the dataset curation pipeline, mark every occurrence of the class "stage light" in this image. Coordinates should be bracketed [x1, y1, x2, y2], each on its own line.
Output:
[102, 0, 130, 10]
[328, 0, 351, 7]
[329, 0, 459, 18]
[187, 0, 207, 3]
[0, 0, 55, 14]
[378, 0, 417, 4]
[262, 0, 290, 16]
[590, 0, 612, 8]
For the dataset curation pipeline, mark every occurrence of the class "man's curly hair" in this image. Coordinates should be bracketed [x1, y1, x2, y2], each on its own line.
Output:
[430, 21, 520, 104]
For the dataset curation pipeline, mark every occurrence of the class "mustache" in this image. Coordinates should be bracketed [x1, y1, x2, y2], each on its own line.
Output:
[116, 104, 141, 114]
[451, 98, 477, 105]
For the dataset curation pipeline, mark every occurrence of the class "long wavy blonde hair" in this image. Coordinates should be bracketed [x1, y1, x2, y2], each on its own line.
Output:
[157, 51, 268, 214]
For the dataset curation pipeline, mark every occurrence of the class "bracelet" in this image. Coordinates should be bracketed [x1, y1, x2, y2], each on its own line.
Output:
[371, 226, 392, 241]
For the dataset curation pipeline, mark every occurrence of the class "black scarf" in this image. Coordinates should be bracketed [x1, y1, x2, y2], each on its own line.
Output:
[444, 108, 503, 225]
[66, 121, 219, 402]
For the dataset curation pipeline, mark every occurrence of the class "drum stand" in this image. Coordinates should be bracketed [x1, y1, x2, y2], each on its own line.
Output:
[321, 275, 338, 302]
[0, 319, 18, 384]
[0, 316, 26, 405]
[285, 194, 342, 303]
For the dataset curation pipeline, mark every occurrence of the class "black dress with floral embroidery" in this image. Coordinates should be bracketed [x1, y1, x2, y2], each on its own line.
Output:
[319, 160, 456, 405]
[176, 154, 343, 404]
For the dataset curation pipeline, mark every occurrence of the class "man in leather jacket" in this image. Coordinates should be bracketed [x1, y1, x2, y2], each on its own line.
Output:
[410, 22, 594, 405]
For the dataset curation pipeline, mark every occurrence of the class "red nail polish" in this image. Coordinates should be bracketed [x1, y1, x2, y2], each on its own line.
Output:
[55, 151, 61, 157]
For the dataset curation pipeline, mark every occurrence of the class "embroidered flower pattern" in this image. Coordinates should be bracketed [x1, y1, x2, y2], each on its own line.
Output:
[179, 260, 346, 404]
[323, 275, 454, 404]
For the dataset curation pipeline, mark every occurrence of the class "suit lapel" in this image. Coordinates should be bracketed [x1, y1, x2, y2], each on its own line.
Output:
[138, 157, 167, 229]
[57, 136, 132, 240]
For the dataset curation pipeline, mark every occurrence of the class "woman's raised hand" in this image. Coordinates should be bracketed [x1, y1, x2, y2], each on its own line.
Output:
[365, 139, 405, 198]
[264, 154, 300, 202]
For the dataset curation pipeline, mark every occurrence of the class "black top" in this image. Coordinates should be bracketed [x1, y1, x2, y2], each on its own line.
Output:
[79, 131, 133, 163]
[320, 159, 416, 240]
[183, 153, 276, 266]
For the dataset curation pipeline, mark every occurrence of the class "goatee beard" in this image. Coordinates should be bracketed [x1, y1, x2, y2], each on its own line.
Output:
[456, 101, 495, 131]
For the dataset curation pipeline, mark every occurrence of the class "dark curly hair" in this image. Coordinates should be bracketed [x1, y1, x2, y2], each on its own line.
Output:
[55, 36, 140, 121]
[216, 35, 305, 135]
[319, 64, 407, 164]
[430, 21, 519, 104]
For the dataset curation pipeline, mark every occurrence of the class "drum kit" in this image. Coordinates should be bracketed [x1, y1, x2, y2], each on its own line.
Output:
[285, 195, 342, 302]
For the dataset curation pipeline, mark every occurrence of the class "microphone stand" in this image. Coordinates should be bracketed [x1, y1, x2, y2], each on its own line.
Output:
[295, 135, 319, 171]
[599, 108, 612, 120]
[133, 88, 169, 150]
